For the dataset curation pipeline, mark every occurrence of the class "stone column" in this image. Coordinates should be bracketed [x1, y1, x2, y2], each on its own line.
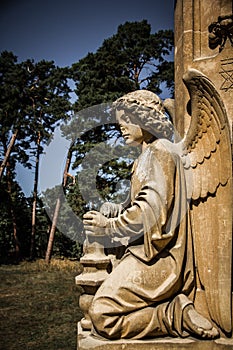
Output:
[174, 0, 233, 328]
[174, 0, 233, 137]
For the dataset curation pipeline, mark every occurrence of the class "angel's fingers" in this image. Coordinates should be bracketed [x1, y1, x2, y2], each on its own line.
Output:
[83, 212, 95, 220]
[83, 225, 96, 232]
[83, 219, 96, 225]
[88, 210, 99, 215]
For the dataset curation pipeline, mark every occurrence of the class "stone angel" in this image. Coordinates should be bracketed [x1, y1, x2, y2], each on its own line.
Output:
[83, 69, 232, 340]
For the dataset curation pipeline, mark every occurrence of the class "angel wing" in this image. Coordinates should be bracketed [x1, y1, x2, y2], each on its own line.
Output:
[176, 68, 232, 335]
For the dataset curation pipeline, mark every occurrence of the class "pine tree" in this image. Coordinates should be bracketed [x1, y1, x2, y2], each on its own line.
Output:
[72, 20, 174, 111]
[0, 51, 72, 259]
[21, 59, 72, 259]
[0, 51, 30, 180]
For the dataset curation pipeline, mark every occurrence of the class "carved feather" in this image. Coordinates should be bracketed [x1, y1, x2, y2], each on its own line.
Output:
[180, 69, 231, 200]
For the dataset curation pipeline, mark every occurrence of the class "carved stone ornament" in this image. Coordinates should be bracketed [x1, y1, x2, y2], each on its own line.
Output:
[219, 58, 233, 91]
[77, 69, 232, 346]
[208, 14, 233, 52]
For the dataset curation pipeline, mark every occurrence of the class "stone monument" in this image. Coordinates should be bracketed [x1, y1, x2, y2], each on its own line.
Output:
[174, 0, 233, 135]
[76, 1, 233, 349]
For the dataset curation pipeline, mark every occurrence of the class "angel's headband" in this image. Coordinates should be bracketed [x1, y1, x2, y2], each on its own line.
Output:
[113, 90, 174, 140]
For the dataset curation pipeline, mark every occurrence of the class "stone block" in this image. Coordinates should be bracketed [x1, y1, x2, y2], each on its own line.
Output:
[77, 323, 233, 350]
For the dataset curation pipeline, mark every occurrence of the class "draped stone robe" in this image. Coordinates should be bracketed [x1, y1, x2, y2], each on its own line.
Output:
[89, 139, 195, 340]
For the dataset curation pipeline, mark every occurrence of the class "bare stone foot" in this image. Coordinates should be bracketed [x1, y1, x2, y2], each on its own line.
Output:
[183, 305, 219, 339]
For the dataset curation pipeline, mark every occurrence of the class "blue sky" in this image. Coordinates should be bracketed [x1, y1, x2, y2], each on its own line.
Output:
[0, 0, 174, 66]
[0, 0, 174, 196]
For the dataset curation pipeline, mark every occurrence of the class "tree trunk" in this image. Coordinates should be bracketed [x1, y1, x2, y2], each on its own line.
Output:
[45, 197, 61, 263]
[0, 130, 18, 181]
[29, 132, 41, 260]
[1, 136, 20, 260]
[6, 164, 20, 260]
[45, 142, 74, 263]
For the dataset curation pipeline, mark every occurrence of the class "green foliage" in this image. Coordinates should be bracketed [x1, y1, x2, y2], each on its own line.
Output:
[72, 20, 174, 111]
[0, 178, 31, 262]
[20, 59, 72, 143]
[0, 180, 83, 262]
[0, 51, 24, 131]
[0, 51, 30, 168]
[0, 51, 72, 170]
[0, 51, 74, 261]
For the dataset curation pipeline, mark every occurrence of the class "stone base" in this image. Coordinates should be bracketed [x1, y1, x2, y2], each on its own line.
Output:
[77, 323, 233, 350]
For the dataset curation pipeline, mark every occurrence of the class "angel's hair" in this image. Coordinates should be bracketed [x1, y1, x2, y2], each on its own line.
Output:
[113, 90, 174, 141]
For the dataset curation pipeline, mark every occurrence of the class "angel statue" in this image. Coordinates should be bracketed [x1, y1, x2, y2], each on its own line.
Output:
[83, 69, 232, 340]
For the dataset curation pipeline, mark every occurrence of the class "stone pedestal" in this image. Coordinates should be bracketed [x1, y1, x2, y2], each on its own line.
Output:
[75, 233, 111, 330]
[77, 323, 233, 350]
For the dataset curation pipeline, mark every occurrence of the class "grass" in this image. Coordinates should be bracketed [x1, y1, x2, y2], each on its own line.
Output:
[0, 259, 84, 350]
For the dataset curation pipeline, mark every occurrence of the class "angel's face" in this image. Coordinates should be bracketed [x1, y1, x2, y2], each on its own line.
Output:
[116, 109, 144, 146]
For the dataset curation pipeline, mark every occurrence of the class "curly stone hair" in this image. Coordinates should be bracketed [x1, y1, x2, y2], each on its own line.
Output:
[113, 90, 174, 141]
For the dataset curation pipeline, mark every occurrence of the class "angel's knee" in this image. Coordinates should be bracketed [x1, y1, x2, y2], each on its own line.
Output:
[89, 297, 123, 339]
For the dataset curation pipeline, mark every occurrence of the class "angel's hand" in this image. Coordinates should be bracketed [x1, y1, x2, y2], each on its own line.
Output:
[83, 210, 109, 236]
[100, 202, 122, 218]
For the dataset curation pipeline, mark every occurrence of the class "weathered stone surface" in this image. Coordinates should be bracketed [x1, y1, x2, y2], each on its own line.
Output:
[75, 233, 111, 330]
[174, 0, 233, 136]
[174, 0, 233, 334]
[77, 324, 233, 350]
[77, 78, 232, 342]
[76, 1, 233, 348]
